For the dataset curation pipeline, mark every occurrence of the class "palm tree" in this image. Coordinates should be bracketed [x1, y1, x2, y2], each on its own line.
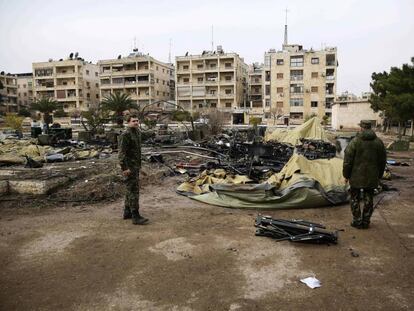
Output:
[101, 93, 136, 127]
[31, 97, 60, 134]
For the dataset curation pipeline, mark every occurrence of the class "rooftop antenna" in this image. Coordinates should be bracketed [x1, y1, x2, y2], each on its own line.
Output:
[133, 37, 138, 52]
[211, 25, 214, 52]
[168, 38, 172, 63]
[283, 8, 289, 47]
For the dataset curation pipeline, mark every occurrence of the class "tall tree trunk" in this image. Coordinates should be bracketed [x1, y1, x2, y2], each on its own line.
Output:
[403, 122, 407, 136]
[411, 119, 414, 137]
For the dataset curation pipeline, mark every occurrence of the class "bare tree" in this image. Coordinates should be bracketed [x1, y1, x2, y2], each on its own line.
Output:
[270, 106, 283, 125]
[207, 110, 226, 135]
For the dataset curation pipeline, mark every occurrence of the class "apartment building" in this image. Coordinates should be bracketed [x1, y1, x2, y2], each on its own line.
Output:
[331, 92, 381, 130]
[0, 72, 18, 113]
[265, 44, 338, 125]
[16, 73, 34, 110]
[98, 50, 174, 109]
[247, 63, 266, 122]
[175, 46, 249, 123]
[32, 58, 100, 113]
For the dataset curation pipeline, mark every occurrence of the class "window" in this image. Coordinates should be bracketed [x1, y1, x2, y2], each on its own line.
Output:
[277, 59, 284, 65]
[265, 85, 270, 95]
[198, 77, 203, 82]
[290, 84, 304, 94]
[277, 87, 283, 93]
[265, 100, 270, 107]
[162, 69, 165, 73]
[23, 84, 26, 88]
[95, 72, 98, 77]
[95, 83, 99, 87]
[277, 101, 283, 107]
[157, 91, 159, 95]
[311, 72, 319, 78]
[210, 102, 217, 108]
[24, 92, 27, 96]
[156, 78, 159, 83]
[225, 89, 232, 94]
[290, 70, 303, 81]
[86, 70, 90, 75]
[311, 101, 318, 108]
[290, 112, 303, 119]
[86, 93, 90, 98]
[290, 98, 304, 106]
[96, 94, 99, 99]
[340, 103, 348, 107]
[86, 82, 90, 87]
[225, 62, 232, 68]
[290, 56, 304, 67]
[209, 90, 216, 95]
[163, 92, 165, 96]
[199, 104, 203, 108]
[277, 73, 283, 79]
[197, 64, 203, 69]
[254, 78, 260, 83]
[265, 71, 270, 81]
[183, 65, 189, 70]
[225, 75, 232, 81]
[210, 63, 217, 69]
[162, 80, 165, 85]
[225, 102, 232, 108]
[156, 66, 159, 70]
[311, 86, 318, 93]
[311, 57, 319, 64]
[264, 55, 271, 66]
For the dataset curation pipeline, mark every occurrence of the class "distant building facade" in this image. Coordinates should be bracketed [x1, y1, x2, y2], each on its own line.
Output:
[16, 73, 34, 111]
[331, 92, 382, 130]
[32, 57, 100, 113]
[99, 50, 174, 109]
[0, 72, 18, 113]
[175, 46, 249, 124]
[265, 44, 338, 125]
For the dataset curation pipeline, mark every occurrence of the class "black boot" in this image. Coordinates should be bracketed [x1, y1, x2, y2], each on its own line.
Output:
[132, 210, 149, 225]
[350, 219, 362, 229]
[123, 208, 132, 220]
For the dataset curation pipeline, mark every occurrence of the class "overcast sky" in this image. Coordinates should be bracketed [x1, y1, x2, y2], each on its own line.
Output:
[0, 0, 413, 94]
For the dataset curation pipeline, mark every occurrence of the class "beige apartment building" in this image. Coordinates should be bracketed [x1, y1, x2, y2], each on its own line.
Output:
[32, 58, 100, 113]
[175, 47, 249, 123]
[265, 44, 338, 125]
[331, 91, 382, 130]
[247, 63, 267, 122]
[16, 73, 34, 110]
[98, 50, 174, 109]
[0, 72, 18, 114]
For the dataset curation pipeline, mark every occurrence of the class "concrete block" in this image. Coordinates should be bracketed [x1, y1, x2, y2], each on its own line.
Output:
[8, 177, 70, 195]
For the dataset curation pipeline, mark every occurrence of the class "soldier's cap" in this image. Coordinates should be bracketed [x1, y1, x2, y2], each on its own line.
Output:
[359, 120, 372, 129]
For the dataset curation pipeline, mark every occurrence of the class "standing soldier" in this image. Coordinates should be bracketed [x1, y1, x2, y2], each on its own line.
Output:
[118, 115, 148, 225]
[343, 120, 387, 229]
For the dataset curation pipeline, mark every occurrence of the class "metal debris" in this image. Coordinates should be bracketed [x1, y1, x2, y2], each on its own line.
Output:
[255, 215, 338, 244]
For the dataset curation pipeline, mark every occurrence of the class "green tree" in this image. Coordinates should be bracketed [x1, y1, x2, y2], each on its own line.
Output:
[101, 93, 136, 127]
[5, 113, 24, 132]
[18, 107, 31, 117]
[81, 106, 110, 135]
[370, 58, 414, 137]
[31, 98, 60, 134]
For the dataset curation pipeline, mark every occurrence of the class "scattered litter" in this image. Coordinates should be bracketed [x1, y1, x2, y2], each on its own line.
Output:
[300, 276, 321, 289]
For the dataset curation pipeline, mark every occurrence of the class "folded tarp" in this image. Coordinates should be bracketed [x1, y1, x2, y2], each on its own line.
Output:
[265, 117, 330, 145]
[177, 154, 349, 209]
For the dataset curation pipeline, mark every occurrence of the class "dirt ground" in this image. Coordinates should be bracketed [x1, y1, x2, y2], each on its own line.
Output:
[1, 152, 413, 311]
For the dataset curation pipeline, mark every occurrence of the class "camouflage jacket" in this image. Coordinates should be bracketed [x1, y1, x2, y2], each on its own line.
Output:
[343, 129, 387, 189]
[118, 127, 141, 171]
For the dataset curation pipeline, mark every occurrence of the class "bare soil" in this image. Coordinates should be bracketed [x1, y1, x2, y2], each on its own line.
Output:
[0, 152, 413, 311]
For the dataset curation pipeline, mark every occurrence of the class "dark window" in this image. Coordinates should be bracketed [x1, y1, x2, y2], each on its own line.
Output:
[277, 59, 284, 65]
[311, 57, 319, 64]
[311, 101, 318, 107]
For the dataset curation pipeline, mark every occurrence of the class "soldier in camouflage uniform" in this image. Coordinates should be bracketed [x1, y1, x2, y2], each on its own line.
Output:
[118, 115, 148, 225]
[343, 120, 386, 229]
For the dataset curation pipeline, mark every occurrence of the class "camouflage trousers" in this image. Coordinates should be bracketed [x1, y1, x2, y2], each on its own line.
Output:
[350, 188, 374, 225]
[124, 169, 140, 212]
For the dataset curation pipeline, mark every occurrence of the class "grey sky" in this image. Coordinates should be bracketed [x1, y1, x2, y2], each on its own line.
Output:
[1, 0, 413, 95]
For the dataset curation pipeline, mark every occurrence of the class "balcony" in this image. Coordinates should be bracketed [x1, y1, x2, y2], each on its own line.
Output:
[220, 93, 234, 98]
[220, 66, 234, 71]
[220, 79, 234, 85]
[326, 75, 335, 81]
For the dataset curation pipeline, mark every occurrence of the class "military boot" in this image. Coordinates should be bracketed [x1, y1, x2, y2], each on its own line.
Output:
[123, 208, 132, 220]
[350, 219, 362, 229]
[131, 210, 149, 225]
